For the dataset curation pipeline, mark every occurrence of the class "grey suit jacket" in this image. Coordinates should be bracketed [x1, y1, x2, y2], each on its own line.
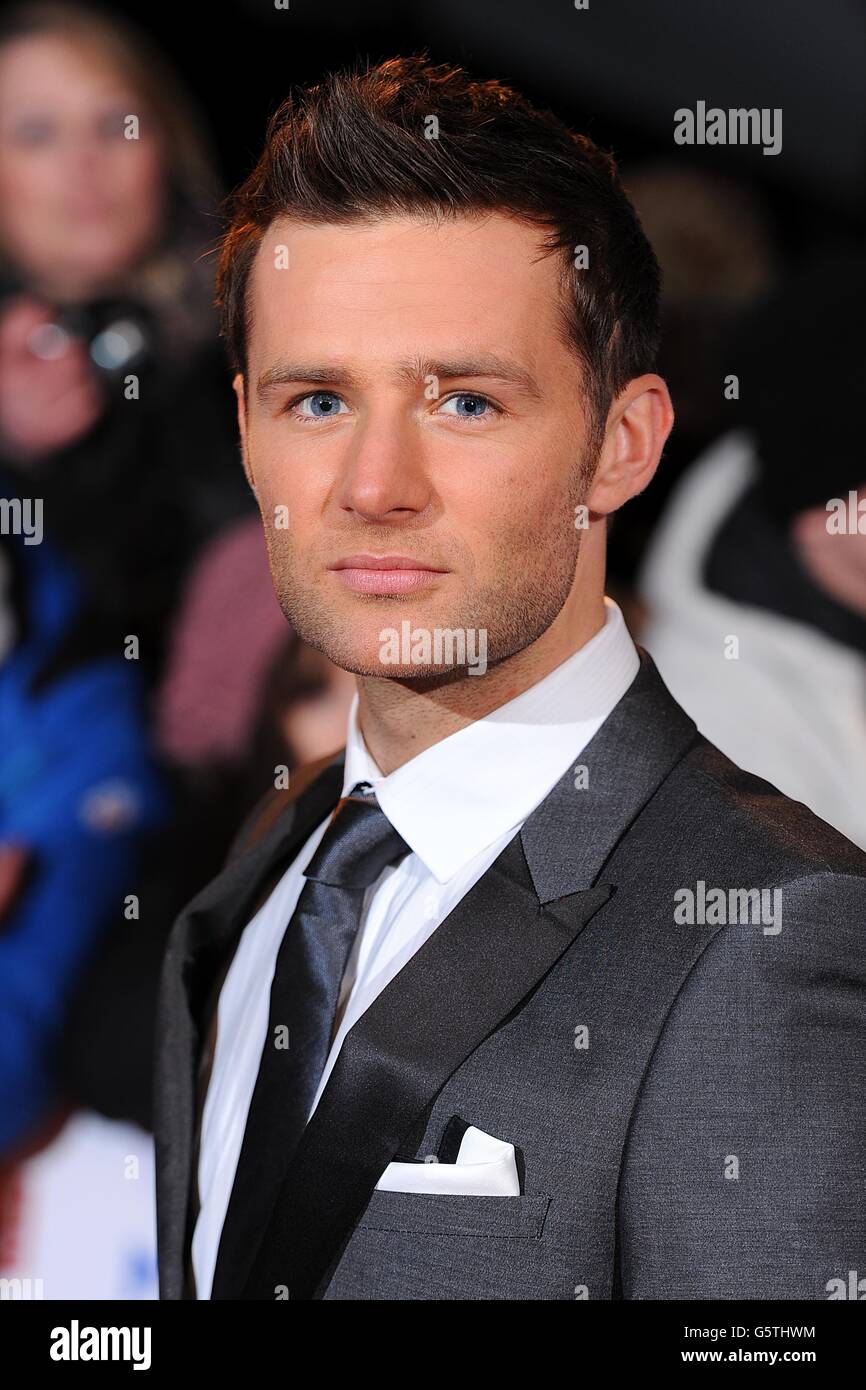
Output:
[153, 650, 866, 1299]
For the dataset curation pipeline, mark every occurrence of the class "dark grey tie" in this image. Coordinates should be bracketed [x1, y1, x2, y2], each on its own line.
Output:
[213, 781, 410, 1289]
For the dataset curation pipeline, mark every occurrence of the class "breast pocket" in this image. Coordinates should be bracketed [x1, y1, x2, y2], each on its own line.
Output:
[324, 1189, 557, 1299]
[356, 1187, 551, 1238]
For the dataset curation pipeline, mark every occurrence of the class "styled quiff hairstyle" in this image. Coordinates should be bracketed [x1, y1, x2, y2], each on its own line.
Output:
[216, 55, 661, 440]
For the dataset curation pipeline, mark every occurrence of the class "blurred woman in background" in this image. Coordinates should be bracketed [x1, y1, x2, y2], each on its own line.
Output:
[0, 0, 253, 687]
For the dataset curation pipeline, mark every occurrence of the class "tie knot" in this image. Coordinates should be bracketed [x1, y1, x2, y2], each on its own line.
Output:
[302, 782, 409, 889]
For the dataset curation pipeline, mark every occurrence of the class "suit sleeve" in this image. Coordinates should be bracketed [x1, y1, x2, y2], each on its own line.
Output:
[618, 870, 866, 1299]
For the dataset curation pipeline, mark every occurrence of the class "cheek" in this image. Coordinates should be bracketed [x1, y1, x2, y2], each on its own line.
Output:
[114, 143, 163, 203]
[107, 153, 164, 244]
[468, 446, 573, 551]
[0, 186, 63, 271]
[253, 456, 323, 542]
[0, 156, 57, 223]
[250, 422, 338, 505]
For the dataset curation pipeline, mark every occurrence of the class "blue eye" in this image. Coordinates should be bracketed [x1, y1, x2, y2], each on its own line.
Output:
[439, 393, 494, 419]
[294, 391, 348, 419]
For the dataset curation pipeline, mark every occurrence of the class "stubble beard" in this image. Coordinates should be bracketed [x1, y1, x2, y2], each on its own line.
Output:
[260, 454, 592, 686]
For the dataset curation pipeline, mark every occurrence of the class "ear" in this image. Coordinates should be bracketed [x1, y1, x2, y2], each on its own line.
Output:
[233, 372, 255, 493]
[587, 374, 674, 515]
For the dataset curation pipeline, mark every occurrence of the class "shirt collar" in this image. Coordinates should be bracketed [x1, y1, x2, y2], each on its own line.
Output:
[341, 596, 639, 885]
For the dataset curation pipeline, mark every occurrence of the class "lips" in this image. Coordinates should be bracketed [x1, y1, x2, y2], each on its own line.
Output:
[330, 554, 448, 596]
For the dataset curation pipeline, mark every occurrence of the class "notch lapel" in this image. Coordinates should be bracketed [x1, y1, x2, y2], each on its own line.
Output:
[521, 648, 700, 903]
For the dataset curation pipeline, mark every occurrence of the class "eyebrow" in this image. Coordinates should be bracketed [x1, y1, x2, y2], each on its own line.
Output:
[255, 354, 543, 401]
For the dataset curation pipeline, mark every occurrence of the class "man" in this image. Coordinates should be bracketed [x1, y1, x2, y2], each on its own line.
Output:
[153, 57, 866, 1300]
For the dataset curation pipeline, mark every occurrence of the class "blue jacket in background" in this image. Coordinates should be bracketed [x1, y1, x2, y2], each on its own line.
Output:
[0, 511, 167, 1155]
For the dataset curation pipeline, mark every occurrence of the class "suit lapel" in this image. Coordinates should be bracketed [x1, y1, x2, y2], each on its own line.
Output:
[521, 648, 700, 902]
[154, 754, 346, 1300]
[236, 652, 700, 1300]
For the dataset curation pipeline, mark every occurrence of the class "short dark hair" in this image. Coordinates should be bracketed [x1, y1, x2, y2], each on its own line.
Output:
[216, 55, 661, 436]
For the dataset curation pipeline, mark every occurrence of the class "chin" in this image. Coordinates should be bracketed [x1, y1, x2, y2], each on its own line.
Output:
[304, 630, 479, 683]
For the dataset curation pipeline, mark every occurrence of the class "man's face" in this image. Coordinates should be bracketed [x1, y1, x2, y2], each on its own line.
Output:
[237, 212, 598, 680]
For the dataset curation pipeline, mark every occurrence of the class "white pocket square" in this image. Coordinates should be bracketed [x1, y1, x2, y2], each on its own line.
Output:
[375, 1125, 520, 1196]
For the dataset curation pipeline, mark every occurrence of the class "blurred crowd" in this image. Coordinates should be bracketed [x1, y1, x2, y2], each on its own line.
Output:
[0, 1, 864, 1295]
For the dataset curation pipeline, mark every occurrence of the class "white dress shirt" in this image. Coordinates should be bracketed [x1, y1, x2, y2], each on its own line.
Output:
[192, 597, 639, 1297]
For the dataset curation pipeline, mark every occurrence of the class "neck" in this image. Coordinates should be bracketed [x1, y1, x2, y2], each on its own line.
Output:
[356, 562, 607, 775]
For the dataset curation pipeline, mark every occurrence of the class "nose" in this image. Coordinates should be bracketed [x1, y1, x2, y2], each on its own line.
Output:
[335, 408, 432, 524]
[63, 132, 106, 189]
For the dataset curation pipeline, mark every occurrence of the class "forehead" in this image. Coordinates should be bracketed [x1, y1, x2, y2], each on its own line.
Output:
[244, 213, 570, 372]
[0, 35, 124, 110]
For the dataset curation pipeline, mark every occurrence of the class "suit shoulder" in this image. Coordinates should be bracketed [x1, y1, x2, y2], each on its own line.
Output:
[226, 750, 343, 863]
[672, 734, 866, 884]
